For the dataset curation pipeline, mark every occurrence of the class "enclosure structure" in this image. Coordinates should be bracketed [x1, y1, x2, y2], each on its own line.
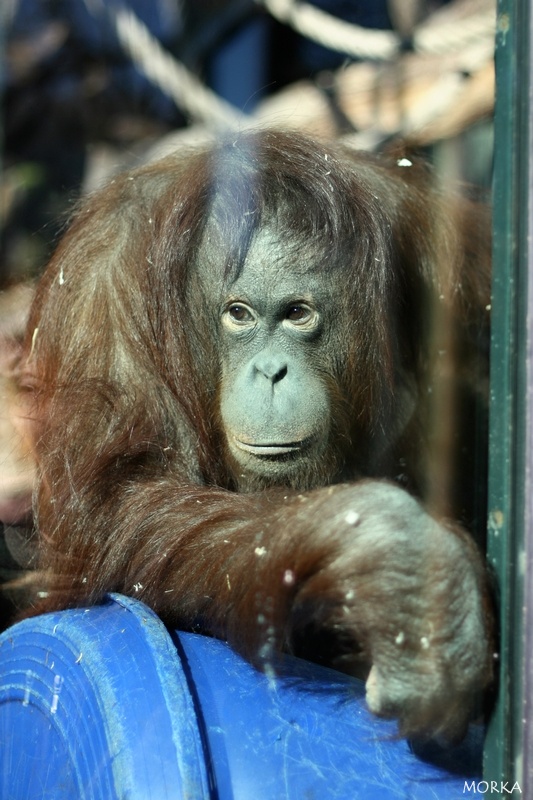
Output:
[485, 0, 533, 792]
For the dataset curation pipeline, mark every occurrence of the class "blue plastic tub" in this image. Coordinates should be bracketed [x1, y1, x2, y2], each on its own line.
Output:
[0, 594, 482, 798]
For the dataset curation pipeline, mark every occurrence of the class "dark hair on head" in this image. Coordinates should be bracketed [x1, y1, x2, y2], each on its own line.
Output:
[199, 129, 392, 286]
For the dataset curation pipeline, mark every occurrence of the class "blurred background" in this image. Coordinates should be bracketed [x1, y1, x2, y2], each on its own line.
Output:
[0, 0, 494, 288]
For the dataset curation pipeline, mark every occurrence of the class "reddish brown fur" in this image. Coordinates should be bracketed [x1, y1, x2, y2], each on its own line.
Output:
[19, 129, 492, 739]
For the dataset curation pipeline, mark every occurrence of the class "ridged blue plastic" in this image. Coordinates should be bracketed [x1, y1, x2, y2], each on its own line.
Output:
[0, 595, 210, 799]
[0, 594, 482, 798]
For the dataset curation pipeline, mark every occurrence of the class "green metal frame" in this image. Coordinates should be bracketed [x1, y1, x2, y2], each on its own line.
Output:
[485, 0, 531, 790]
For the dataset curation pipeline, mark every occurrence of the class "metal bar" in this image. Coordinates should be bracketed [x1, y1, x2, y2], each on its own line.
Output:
[520, 2, 533, 791]
[485, 0, 531, 791]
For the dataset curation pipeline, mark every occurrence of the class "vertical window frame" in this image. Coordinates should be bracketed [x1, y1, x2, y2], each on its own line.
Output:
[485, 0, 533, 789]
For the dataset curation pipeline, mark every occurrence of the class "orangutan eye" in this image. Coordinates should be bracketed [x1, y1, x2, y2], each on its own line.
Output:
[229, 304, 253, 322]
[287, 305, 309, 322]
[284, 304, 319, 329]
[223, 302, 256, 329]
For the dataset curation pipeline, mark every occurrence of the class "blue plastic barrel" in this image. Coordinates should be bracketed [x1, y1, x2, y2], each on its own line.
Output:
[0, 594, 482, 799]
